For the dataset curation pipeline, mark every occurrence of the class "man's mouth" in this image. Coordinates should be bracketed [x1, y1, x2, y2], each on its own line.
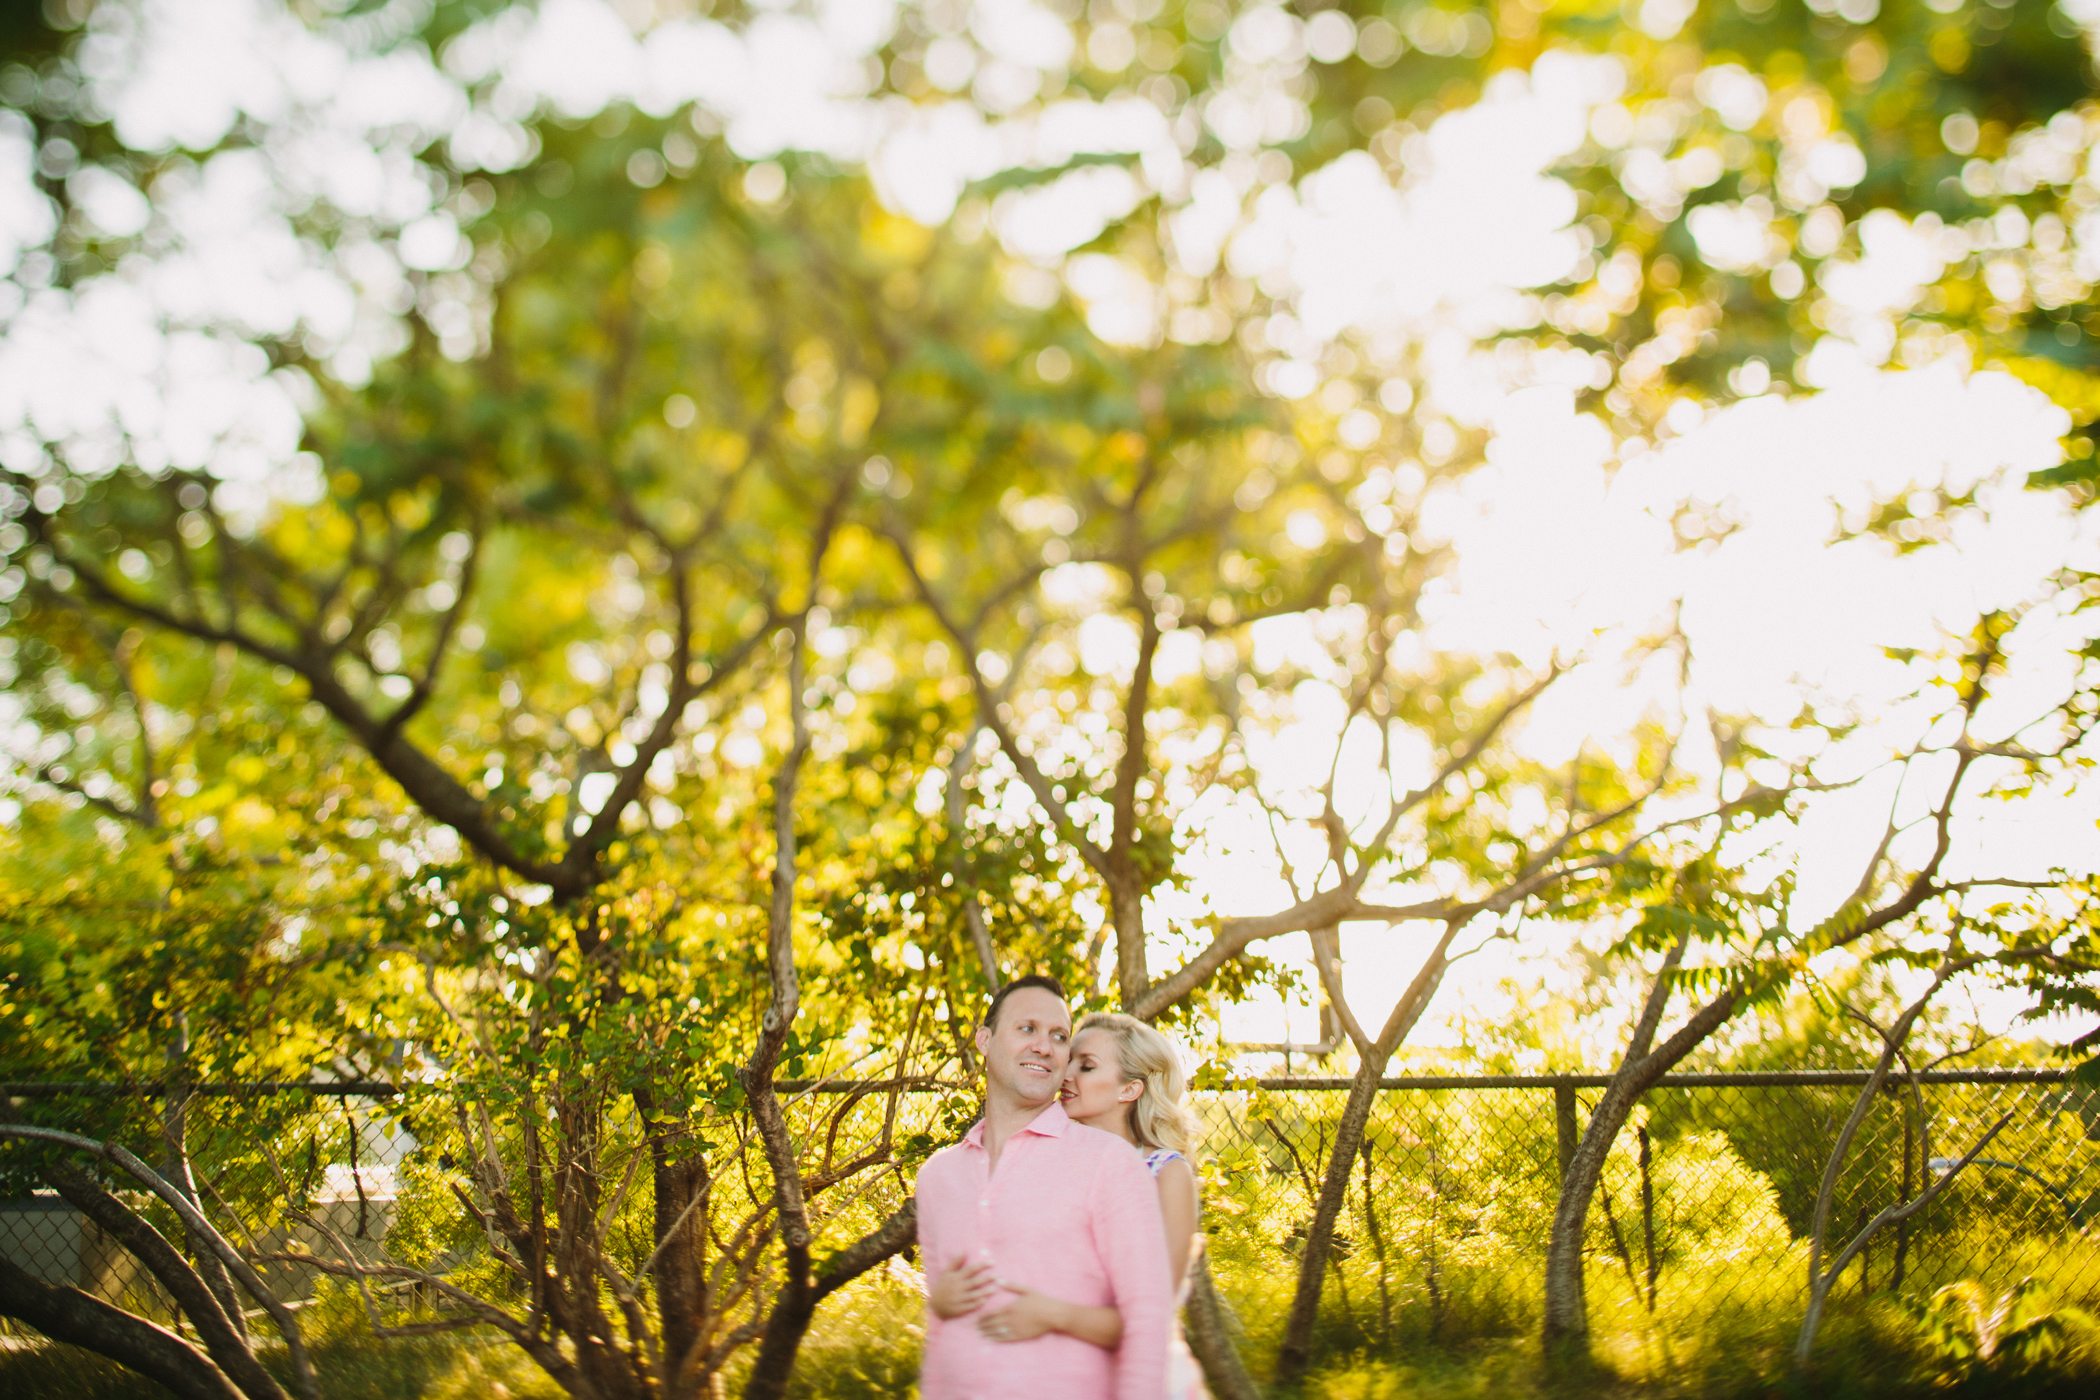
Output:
[1019, 1062, 1053, 1076]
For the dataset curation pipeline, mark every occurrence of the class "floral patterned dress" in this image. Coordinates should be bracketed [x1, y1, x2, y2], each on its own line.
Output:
[1143, 1149, 1210, 1400]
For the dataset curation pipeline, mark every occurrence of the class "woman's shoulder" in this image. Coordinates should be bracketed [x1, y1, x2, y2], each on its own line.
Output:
[1142, 1148, 1187, 1176]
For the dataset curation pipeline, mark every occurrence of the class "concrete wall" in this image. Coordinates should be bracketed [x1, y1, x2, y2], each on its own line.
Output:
[4, 1183, 400, 1309]
[0, 1194, 81, 1286]
[0, 1193, 150, 1304]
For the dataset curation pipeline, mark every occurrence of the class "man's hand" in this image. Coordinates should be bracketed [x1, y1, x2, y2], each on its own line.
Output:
[928, 1254, 996, 1319]
[976, 1287, 1066, 1344]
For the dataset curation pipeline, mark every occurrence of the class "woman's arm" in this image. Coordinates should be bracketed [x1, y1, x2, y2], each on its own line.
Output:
[1155, 1157, 1198, 1293]
[981, 1158, 1198, 1347]
[977, 1289, 1122, 1347]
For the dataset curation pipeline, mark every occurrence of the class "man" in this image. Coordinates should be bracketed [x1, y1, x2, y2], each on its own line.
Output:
[915, 974, 1172, 1400]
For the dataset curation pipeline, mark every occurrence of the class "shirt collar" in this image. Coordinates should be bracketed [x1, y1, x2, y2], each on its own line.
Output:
[1023, 1101, 1072, 1136]
[963, 1100, 1071, 1149]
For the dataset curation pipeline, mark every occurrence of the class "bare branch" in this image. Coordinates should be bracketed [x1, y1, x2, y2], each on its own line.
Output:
[883, 524, 1111, 877]
[1135, 668, 1562, 1018]
[380, 527, 482, 736]
[1307, 924, 1374, 1057]
[1804, 954, 1981, 1287]
[946, 727, 1002, 992]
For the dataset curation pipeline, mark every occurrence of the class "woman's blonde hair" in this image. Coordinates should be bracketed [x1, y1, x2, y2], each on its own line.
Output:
[1074, 1012, 1200, 1157]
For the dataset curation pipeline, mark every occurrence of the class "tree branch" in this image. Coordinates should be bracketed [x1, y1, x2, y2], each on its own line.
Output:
[0, 1255, 246, 1400]
[0, 1125, 318, 1400]
[380, 527, 482, 737]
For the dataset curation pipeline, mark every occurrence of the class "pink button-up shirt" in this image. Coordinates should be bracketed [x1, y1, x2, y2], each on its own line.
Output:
[916, 1102, 1171, 1400]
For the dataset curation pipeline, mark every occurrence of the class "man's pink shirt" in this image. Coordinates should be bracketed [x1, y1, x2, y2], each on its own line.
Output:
[916, 1102, 1172, 1400]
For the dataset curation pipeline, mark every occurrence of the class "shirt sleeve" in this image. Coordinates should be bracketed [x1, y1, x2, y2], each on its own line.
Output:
[915, 1156, 945, 1306]
[1092, 1144, 1173, 1400]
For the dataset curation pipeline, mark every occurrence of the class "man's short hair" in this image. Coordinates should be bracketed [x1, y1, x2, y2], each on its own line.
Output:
[983, 974, 1068, 1032]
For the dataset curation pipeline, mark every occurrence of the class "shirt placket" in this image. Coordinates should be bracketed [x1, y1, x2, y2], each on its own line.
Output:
[970, 1131, 1023, 1391]
[954, 1137, 988, 1391]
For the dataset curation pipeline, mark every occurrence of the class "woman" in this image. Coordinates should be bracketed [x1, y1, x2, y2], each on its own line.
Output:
[968, 1011, 1209, 1399]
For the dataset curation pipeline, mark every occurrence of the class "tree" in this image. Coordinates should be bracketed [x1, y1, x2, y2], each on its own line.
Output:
[880, 327, 1867, 1383]
[0, 123, 1074, 1396]
[6, 0, 2100, 1392]
[1542, 612, 2097, 1360]
[1792, 950, 2006, 1368]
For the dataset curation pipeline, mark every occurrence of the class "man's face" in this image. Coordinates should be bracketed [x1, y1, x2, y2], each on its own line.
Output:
[974, 987, 1072, 1108]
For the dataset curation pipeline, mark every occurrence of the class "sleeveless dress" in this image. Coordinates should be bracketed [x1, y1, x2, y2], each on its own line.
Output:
[1143, 1149, 1209, 1400]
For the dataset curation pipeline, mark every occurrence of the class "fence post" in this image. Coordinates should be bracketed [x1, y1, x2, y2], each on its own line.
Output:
[1555, 1084, 1578, 1183]
[1639, 1126, 1657, 1309]
[1893, 1108, 1915, 1290]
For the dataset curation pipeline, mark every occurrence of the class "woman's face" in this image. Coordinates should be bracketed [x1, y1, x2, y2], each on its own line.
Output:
[1059, 1028, 1139, 1128]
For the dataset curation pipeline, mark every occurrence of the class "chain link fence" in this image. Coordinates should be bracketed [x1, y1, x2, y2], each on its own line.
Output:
[1192, 1068, 2099, 1359]
[2, 1069, 2094, 1367]
[0, 1082, 441, 1333]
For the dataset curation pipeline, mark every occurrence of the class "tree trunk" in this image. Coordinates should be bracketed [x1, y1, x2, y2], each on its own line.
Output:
[0, 1100, 314, 1400]
[1110, 876, 1149, 1010]
[0, 1255, 247, 1400]
[1541, 987, 1736, 1359]
[637, 1090, 711, 1381]
[1541, 1075, 1637, 1356]
[540, 1087, 649, 1400]
[1273, 921, 1460, 1387]
[164, 1021, 247, 1341]
[1273, 1050, 1383, 1385]
[736, 636, 819, 1400]
[740, 1093, 817, 1400]
[1184, 1253, 1261, 1400]
[742, 1203, 917, 1400]
[0, 1092, 277, 1398]
[1794, 1110, 2012, 1367]
[744, 1272, 815, 1400]
[1792, 966, 1984, 1370]
[43, 1159, 287, 1400]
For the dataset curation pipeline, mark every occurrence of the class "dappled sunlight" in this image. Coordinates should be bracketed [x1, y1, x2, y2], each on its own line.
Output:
[3, 1, 2099, 1396]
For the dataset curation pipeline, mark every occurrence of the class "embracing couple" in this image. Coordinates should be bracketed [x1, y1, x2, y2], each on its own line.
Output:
[915, 974, 1208, 1400]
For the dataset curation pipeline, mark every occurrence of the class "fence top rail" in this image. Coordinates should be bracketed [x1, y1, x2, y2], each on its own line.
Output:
[1256, 1068, 2074, 1090]
[0, 1067, 2075, 1099]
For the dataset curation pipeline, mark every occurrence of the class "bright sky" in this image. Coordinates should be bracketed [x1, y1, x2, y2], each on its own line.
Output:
[3, 0, 2096, 1061]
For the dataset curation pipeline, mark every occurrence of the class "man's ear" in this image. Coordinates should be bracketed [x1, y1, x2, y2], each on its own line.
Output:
[973, 1023, 991, 1057]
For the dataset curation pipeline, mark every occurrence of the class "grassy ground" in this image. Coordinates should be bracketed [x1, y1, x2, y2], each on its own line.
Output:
[0, 1287, 568, 1400]
[0, 1331, 570, 1400]
[4, 1267, 2097, 1399]
[6, 1329, 2099, 1400]
[781, 1262, 2100, 1400]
